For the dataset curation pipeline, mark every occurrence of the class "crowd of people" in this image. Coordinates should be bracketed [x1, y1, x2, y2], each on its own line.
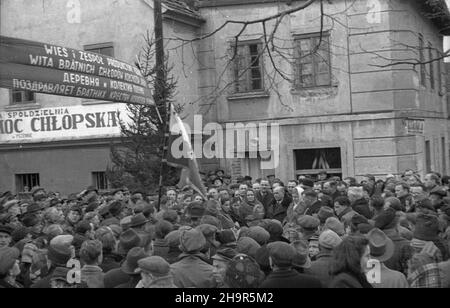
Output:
[0, 168, 450, 288]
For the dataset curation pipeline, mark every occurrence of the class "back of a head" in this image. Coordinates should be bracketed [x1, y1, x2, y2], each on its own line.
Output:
[155, 220, 174, 239]
[80, 240, 103, 265]
[330, 236, 369, 277]
[95, 227, 116, 253]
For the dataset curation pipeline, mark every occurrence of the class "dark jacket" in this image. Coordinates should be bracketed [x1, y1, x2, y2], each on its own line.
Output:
[103, 268, 131, 289]
[170, 253, 218, 288]
[329, 272, 373, 288]
[100, 252, 122, 273]
[256, 191, 275, 218]
[304, 200, 325, 216]
[115, 275, 141, 288]
[308, 252, 333, 287]
[153, 239, 170, 261]
[351, 198, 373, 219]
[260, 268, 322, 288]
[382, 228, 411, 275]
[270, 195, 293, 223]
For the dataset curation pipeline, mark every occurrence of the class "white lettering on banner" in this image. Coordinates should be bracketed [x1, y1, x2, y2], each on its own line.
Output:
[63, 73, 100, 87]
[58, 59, 96, 74]
[29, 55, 54, 68]
[0, 104, 130, 144]
[67, 0, 81, 24]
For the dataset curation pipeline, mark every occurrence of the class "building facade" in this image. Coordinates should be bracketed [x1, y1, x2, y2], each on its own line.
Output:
[0, 0, 204, 194]
[195, 0, 450, 182]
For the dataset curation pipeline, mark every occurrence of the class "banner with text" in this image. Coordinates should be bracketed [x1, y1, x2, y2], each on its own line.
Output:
[0, 62, 154, 105]
[0, 36, 153, 105]
[0, 103, 130, 144]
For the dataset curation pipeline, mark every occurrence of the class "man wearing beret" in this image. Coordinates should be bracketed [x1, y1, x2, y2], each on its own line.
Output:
[136, 256, 177, 288]
[260, 241, 322, 288]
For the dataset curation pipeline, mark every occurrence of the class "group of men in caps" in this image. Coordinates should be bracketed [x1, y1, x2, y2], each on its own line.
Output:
[0, 168, 449, 288]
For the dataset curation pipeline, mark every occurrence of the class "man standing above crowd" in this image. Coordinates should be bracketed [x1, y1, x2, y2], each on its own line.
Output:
[256, 180, 275, 218]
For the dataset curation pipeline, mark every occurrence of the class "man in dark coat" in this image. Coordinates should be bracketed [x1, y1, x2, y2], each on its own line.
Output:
[270, 187, 292, 223]
[260, 241, 322, 288]
[255, 180, 275, 219]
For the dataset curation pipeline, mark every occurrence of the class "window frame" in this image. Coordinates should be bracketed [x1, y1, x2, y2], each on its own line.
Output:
[92, 171, 109, 191]
[10, 89, 36, 106]
[293, 31, 332, 89]
[83, 42, 115, 57]
[15, 173, 40, 193]
[232, 40, 265, 94]
[419, 35, 426, 87]
[428, 42, 435, 90]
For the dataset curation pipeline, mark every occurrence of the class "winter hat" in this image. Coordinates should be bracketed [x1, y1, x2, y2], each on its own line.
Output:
[200, 215, 221, 230]
[47, 241, 73, 267]
[385, 197, 403, 212]
[297, 215, 320, 231]
[162, 210, 178, 224]
[179, 227, 206, 253]
[267, 241, 296, 267]
[224, 254, 263, 288]
[248, 226, 270, 245]
[413, 213, 440, 241]
[165, 230, 182, 248]
[374, 207, 398, 230]
[217, 229, 237, 245]
[155, 220, 174, 239]
[318, 207, 336, 224]
[11, 226, 30, 243]
[236, 237, 261, 260]
[319, 230, 342, 250]
[324, 217, 345, 236]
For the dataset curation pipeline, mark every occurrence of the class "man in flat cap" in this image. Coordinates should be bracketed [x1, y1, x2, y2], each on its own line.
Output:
[136, 256, 177, 288]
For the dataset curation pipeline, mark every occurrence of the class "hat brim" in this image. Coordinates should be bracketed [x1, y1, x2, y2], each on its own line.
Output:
[370, 237, 395, 262]
[129, 221, 148, 228]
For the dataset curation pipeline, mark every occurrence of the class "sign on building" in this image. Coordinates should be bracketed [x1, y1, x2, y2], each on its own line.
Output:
[0, 103, 129, 144]
[404, 118, 425, 135]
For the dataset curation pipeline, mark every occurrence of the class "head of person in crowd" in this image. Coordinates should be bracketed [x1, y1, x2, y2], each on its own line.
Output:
[256, 179, 269, 195]
[31, 187, 47, 202]
[343, 177, 357, 187]
[329, 236, 372, 288]
[166, 189, 177, 203]
[318, 171, 328, 182]
[319, 230, 342, 254]
[322, 181, 337, 196]
[287, 180, 298, 195]
[406, 174, 421, 186]
[336, 181, 348, 195]
[224, 254, 263, 288]
[395, 182, 410, 198]
[213, 178, 223, 188]
[369, 196, 385, 216]
[334, 196, 351, 216]
[347, 186, 364, 204]
[193, 194, 204, 203]
[179, 227, 206, 255]
[0, 225, 12, 249]
[80, 240, 103, 267]
[66, 205, 82, 225]
[137, 256, 176, 288]
[429, 188, 447, 209]
[302, 190, 318, 208]
[273, 186, 285, 202]
[238, 184, 248, 199]
[0, 247, 21, 285]
[252, 182, 261, 194]
[207, 188, 219, 201]
[424, 173, 440, 190]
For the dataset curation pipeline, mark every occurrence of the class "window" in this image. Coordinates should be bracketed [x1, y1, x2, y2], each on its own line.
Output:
[15, 174, 40, 193]
[294, 148, 342, 180]
[11, 90, 35, 105]
[442, 138, 447, 174]
[92, 172, 109, 190]
[294, 33, 331, 89]
[429, 43, 434, 90]
[233, 42, 264, 93]
[84, 43, 114, 57]
[425, 140, 431, 173]
[419, 35, 426, 87]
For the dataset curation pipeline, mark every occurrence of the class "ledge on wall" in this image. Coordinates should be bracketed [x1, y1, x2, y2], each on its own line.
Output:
[227, 91, 270, 101]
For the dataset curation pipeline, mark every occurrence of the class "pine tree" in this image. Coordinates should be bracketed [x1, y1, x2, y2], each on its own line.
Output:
[107, 32, 180, 193]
